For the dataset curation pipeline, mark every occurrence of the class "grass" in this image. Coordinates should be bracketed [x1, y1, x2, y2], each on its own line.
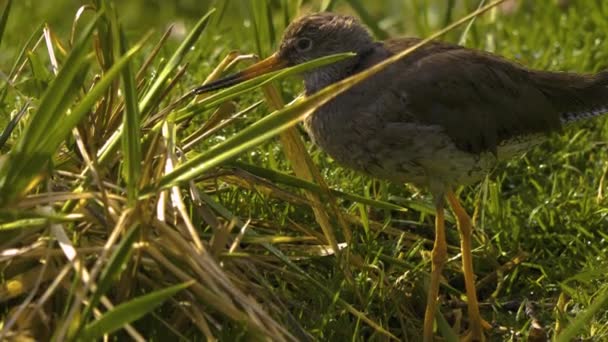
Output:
[1, 0, 608, 341]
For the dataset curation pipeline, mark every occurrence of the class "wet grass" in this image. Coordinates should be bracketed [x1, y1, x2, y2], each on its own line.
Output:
[1, 0, 607, 341]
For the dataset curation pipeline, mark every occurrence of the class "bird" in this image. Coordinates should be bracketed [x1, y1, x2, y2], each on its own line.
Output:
[193, 12, 608, 342]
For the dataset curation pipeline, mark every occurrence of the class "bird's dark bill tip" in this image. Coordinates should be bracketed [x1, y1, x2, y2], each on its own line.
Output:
[193, 73, 244, 94]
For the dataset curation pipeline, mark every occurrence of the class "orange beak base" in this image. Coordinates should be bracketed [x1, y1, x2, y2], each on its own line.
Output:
[193, 53, 288, 94]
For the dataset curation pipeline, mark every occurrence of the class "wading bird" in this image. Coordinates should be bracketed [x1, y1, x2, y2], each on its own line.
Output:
[194, 12, 608, 341]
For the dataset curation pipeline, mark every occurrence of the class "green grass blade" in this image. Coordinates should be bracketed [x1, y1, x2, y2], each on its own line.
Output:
[77, 225, 140, 337]
[435, 310, 459, 342]
[344, 0, 388, 39]
[197, 192, 398, 340]
[81, 281, 193, 340]
[173, 52, 354, 123]
[139, 8, 215, 117]
[230, 161, 407, 211]
[115, 25, 141, 204]
[246, 0, 276, 55]
[0, 100, 29, 150]
[0, 21, 43, 105]
[556, 287, 608, 342]
[0, 0, 12, 49]
[0, 13, 102, 205]
[37, 44, 142, 153]
[319, 0, 338, 11]
[0, 25, 142, 206]
[153, 93, 325, 190]
[17, 14, 101, 155]
[246, 0, 264, 56]
[95, 0, 115, 70]
[97, 9, 216, 165]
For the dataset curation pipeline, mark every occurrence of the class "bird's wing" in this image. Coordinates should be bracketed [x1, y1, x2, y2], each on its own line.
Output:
[380, 38, 562, 154]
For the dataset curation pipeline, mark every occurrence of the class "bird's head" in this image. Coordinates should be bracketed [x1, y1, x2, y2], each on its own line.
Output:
[194, 13, 374, 94]
[277, 13, 373, 65]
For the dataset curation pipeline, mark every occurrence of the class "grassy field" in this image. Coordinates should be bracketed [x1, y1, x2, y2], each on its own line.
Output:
[1, 0, 608, 340]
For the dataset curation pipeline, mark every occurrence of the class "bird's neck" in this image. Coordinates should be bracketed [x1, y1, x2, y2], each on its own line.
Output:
[303, 44, 378, 95]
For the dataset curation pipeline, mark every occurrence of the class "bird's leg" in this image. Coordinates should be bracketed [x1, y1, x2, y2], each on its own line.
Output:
[446, 190, 490, 341]
[423, 196, 447, 342]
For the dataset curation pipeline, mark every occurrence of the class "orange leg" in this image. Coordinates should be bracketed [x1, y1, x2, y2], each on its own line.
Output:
[446, 190, 490, 341]
[423, 198, 448, 342]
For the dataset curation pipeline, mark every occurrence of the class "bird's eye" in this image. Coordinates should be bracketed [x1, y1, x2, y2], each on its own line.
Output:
[296, 37, 313, 51]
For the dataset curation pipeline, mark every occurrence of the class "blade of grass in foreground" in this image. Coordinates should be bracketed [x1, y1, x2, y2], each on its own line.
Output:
[112, 19, 142, 204]
[172, 52, 355, 123]
[151, 0, 508, 193]
[97, 8, 216, 165]
[435, 310, 459, 342]
[556, 286, 608, 342]
[230, 161, 407, 211]
[344, 0, 388, 39]
[76, 225, 140, 338]
[197, 191, 399, 340]
[80, 281, 193, 340]
[17, 14, 100, 155]
[0, 13, 102, 205]
[0, 29, 143, 206]
[0, 0, 12, 49]
[0, 100, 29, 150]
[0, 22, 44, 105]
[139, 8, 216, 117]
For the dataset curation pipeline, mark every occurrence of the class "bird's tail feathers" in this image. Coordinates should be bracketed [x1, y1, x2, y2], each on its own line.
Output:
[533, 70, 608, 124]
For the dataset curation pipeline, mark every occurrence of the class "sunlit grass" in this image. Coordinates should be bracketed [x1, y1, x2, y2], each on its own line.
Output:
[1, 0, 607, 341]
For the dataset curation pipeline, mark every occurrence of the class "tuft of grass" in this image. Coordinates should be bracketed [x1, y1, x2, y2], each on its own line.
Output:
[0, 0, 607, 341]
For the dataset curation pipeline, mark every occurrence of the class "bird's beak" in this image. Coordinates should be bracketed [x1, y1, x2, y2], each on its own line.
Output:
[193, 53, 288, 94]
